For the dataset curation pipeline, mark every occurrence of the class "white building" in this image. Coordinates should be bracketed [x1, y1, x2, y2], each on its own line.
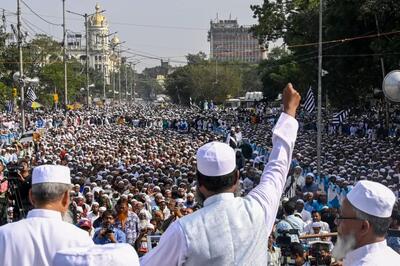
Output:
[67, 4, 121, 85]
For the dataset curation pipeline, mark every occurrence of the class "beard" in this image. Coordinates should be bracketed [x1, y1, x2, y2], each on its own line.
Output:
[117, 212, 128, 222]
[195, 186, 206, 207]
[139, 220, 148, 230]
[332, 232, 357, 261]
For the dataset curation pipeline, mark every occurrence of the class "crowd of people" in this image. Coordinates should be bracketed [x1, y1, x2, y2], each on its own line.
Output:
[0, 89, 399, 265]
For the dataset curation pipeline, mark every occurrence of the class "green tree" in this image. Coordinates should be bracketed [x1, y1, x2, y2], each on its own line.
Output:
[39, 60, 85, 106]
[0, 82, 12, 109]
[186, 52, 207, 65]
[165, 59, 242, 105]
[251, 0, 400, 107]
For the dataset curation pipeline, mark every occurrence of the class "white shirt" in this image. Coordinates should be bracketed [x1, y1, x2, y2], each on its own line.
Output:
[87, 211, 100, 224]
[140, 112, 298, 265]
[0, 209, 94, 266]
[344, 240, 400, 266]
[304, 220, 331, 234]
[300, 209, 312, 224]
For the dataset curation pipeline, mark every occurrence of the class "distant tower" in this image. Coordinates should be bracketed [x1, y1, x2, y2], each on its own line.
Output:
[208, 18, 264, 63]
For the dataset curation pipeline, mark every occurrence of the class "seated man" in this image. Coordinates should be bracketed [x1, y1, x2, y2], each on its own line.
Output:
[304, 210, 330, 234]
[93, 210, 126, 244]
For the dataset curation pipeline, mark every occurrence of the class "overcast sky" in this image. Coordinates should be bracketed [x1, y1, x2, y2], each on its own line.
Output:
[1, 0, 263, 72]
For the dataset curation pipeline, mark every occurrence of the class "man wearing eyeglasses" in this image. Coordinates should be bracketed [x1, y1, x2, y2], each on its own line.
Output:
[332, 180, 400, 265]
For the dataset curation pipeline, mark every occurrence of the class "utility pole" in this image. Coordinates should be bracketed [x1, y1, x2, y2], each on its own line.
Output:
[112, 69, 115, 102]
[103, 51, 106, 99]
[374, 14, 389, 129]
[317, 0, 323, 176]
[17, 0, 25, 133]
[85, 13, 89, 106]
[62, 0, 68, 108]
[66, 9, 104, 106]
[129, 63, 133, 102]
[102, 36, 106, 100]
[98, 32, 116, 100]
[125, 61, 128, 101]
[118, 49, 121, 103]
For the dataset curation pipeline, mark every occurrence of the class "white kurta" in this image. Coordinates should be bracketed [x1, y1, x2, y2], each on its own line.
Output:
[140, 112, 298, 266]
[344, 240, 400, 266]
[0, 209, 94, 266]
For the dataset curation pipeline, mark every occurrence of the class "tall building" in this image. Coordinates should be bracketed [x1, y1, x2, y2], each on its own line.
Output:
[67, 4, 120, 85]
[208, 18, 266, 63]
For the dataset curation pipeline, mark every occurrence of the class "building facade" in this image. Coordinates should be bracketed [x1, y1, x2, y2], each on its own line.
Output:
[208, 19, 266, 63]
[67, 4, 120, 85]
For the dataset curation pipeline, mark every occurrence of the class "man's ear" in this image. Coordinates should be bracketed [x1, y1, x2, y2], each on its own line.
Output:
[28, 189, 35, 206]
[61, 190, 70, 209]
[235, 170, 240, 184]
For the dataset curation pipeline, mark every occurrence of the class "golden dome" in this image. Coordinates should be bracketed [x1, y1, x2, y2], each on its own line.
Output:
[90, 4, 106, 27]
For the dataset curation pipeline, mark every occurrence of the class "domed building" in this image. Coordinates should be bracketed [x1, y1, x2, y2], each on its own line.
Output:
[67, 4, 121, 92]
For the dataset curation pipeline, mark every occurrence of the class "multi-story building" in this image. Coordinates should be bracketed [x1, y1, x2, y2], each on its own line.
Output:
[208, 18, 266, 63]
[67, 4, 120, 85]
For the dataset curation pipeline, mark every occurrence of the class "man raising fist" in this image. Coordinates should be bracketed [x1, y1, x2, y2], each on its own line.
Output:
[141, 83, 301, 266]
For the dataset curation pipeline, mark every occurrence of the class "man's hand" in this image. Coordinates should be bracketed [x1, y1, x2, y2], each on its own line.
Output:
[99, 228, 107, 238]
[107, 232, 117, 243]
[283, 83, 301, 118]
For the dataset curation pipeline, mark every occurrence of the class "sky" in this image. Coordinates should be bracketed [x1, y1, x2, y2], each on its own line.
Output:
[1, 0, 263, 72]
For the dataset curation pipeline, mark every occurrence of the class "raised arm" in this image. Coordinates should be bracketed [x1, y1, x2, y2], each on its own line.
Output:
[247, 83, 301, 233]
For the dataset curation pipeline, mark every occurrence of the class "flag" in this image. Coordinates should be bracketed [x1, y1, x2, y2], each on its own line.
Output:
[5, 101, 13, 113]
[26, 87, 37, 102]
[304, 87, 315, 113]
[332, 109, 350, 124]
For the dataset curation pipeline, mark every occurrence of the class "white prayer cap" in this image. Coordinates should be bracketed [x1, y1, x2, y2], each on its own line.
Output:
[53, 243, 139, 266]
[312, 222, 322, 228]
[347, 180, 396, 218]
[196, 141, 235, 176]
[32, 165, 71, 185]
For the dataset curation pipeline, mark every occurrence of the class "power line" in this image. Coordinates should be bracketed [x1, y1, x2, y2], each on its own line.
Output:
[22, 17, 44, 35]
[22, 17, 61, 41]
[16, 11, 207, 31]
[287, 30, 400, 48]
[20, 0, 62, 27]
[324, 52, 400, 58]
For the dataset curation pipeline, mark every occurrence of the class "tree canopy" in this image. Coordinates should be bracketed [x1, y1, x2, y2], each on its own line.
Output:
[251, 0, 400, 106]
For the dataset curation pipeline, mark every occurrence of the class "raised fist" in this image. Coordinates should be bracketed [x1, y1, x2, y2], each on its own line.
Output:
[283, 83, 301, 118]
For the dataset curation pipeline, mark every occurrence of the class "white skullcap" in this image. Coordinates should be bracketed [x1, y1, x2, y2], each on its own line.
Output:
[53, 243, 139, 266]
[196, 141, 236, 176]
[312, 222, 322, 228]
[99, 207, 106, 212]
[32, 165, 71, 185]
[347, 180, 396, 218]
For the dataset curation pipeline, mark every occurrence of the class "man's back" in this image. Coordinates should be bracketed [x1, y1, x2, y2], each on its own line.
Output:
[0, 209, 94, 266]
[179, 193, 268, 266]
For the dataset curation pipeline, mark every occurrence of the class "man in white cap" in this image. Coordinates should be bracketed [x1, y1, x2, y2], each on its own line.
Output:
[141, 83, 301, 265]
[332, 180, 400, 265]
[0, 165, 94, 266]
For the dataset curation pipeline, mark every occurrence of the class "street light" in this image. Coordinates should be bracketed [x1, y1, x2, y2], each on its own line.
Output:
[66, 8, 106, 106]
[112, 41, 126, 104]
[99, 31, 117, 100]
[128, 60, 140, 102]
